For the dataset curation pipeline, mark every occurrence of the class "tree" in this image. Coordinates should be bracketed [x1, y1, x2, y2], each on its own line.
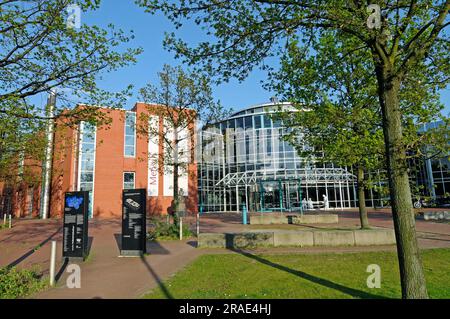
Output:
[138, 64, 224, 224]
[0, 115, 45, 184]
[272, 30, 448, 228]
[272, 32, 385, 229]
[137, 0, 450, 298]
[1, 0, 141, 120]
[0, 0, 142, 188]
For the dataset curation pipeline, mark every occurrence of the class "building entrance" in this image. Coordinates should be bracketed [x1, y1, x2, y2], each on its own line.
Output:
[257, 179, 303, 213]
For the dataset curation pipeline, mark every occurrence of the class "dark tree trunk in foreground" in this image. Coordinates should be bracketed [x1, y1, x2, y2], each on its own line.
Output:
[376, 65, 428, 299]
[356, 166, 370, 229]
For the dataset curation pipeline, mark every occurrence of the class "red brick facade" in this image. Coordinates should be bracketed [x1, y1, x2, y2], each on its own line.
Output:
[0, 103, 198, 219]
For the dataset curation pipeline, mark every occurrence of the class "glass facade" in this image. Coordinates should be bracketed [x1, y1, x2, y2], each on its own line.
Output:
[198, 103, 358, 212]
[416, 121, 450, 200]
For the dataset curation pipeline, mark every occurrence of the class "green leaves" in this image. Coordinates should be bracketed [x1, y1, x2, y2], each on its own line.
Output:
[0, 0, 142, 117]
[0, 0, 142, 183]
[271, 30, 384, 173]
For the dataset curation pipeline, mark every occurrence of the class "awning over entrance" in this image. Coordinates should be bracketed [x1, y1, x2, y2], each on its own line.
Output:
[216, 168, 356, 187]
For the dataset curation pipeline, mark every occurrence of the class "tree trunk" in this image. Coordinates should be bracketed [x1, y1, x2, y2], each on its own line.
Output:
[356, 166, 370, 229]
[375, 65, 428, 299]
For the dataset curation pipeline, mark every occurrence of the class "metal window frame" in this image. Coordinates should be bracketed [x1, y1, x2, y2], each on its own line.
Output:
[124, 111, 136, 158]
[123, 171, 136, 189]
[77, 121, 97, 218]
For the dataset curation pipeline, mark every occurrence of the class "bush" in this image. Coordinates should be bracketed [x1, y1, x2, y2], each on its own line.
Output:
[0, 267, 47, 299]
[148, 216, 193, 241]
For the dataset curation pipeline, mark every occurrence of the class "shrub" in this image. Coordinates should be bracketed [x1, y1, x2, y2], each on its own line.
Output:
[148, 216, 193, 241]
[0, 267, 47, 299]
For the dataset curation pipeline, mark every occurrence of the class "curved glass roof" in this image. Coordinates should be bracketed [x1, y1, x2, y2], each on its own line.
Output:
[228, 102, 296, 119]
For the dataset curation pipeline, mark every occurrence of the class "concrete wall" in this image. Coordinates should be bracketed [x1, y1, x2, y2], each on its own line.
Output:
[273, 231, 314, 247]
[198, 228, 396, 248]
[249, 214, 338, 225]
[313, 231, 355, 246]
[421, 211, 450, 221]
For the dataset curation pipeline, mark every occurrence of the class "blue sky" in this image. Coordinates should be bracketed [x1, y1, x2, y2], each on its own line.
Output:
[81, 1, 273, 113]
[75, 1, 449, 115]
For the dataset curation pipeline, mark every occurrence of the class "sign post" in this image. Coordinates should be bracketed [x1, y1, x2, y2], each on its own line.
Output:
[63, 191, 89, 261]
[121, 189, 147, 256]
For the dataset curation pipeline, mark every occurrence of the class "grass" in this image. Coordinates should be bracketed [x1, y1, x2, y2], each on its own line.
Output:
[144, 248, 450, 299]
[0, 267, 48, 299]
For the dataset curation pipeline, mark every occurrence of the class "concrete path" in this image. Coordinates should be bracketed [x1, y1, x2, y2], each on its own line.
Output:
[0, 209, 449, 299]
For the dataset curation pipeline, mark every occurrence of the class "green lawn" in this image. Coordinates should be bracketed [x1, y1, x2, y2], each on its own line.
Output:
[0, 267, 47, 299]
[144, 249, 450, 299]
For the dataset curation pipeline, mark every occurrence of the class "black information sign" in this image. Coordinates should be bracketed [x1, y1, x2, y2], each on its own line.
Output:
[121, 188, 147, 256]
[63, 191, 89, 260]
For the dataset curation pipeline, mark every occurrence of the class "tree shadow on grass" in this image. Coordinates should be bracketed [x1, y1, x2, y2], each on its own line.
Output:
[229, 248, 387, 299]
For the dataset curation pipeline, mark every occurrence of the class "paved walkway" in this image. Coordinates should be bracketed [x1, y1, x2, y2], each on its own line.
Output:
[0, 209, 448, 299]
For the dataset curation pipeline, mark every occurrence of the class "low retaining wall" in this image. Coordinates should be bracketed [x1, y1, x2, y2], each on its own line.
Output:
[198, 228, 396, 248]
[249, 214, 338, 225]
[418, 211, 450, 221]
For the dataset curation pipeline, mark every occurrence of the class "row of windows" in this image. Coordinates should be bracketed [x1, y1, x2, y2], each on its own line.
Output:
[212, 114, 284, 133]
[82, 111, 140, 159]
[80, 171, 136, 190]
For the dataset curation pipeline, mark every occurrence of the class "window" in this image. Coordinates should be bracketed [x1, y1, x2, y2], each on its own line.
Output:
[263, 115, 272, 128]
[78, 121, 96, 218]
[236, 117, 244, 129]
[124, 112, 136, 157]
[27, 187, 34, 215]
[244, 116, 252, 129]
[254, 115, 262, 129]
[123, 172, 135, 190]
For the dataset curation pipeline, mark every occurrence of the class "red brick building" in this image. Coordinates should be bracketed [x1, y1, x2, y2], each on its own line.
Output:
[0, 102, 198, 219]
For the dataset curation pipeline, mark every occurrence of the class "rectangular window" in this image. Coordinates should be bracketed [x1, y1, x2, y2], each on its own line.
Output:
[27, 187, 34, 215]
[124, 112, 136, 157]
[263, 115, 272, 128]
[236, 117, 244, 129]
[78, 121, 96, 218]
[123, 172, 135, 190]
[254, 115, 262, 129]
[244, 116, 252, 129]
